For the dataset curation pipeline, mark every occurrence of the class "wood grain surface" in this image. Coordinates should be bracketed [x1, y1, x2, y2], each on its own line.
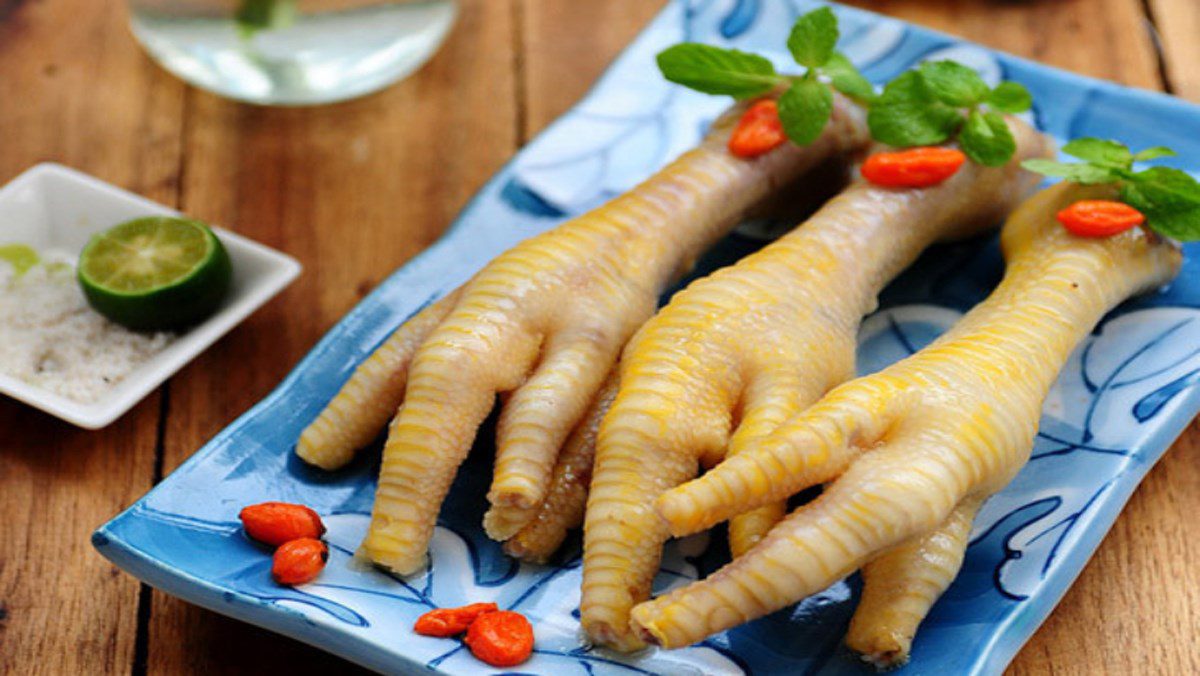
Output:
[0, 1, 183, 673]
[0, 1, 1196, 674]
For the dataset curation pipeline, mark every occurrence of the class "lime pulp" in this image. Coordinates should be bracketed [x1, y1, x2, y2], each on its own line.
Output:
[78, 217, 232, 332]
[0, 243, 40, 277]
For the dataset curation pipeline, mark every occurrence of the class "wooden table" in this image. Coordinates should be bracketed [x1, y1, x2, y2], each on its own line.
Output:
[1, 1, 1197, 673]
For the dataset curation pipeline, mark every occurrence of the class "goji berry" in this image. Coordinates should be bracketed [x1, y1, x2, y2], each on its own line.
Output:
[239, 501, 325, 547]
[1056, 199, 1145, 238]
[271, 538, 327, 585]
[728, 100, 787, 159]
[861, 147, 967, 188]
[413, 603, 499, 637]
[464, 610, 534, 667]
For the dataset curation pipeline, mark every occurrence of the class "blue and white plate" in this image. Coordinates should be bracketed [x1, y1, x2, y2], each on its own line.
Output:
[93, 1, 1200, 674]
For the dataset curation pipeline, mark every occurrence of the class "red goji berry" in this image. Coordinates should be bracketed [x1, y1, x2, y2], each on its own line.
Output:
[1056, 199, 1145, 238]
[464, 610, 534, 668]
[861, 147, 967, 188]
[271, 538, 327, 585]
[413, 603, 499, 637]
[728, 100, 787, 159]
[239, 502, 325, 547]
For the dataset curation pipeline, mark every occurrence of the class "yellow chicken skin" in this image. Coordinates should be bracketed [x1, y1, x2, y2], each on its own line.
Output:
[845, 495, 981, 669]
[501, 373, 617, 563]
[582, 119, 1051, 651]
[297, 288, 462, 470]
[356, 95, 869, 575]
[633, 182, 1182, 653]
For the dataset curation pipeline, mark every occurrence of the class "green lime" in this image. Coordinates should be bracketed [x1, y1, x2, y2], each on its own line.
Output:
[0, 243, 40, 277]
[78, 216, 232, 332]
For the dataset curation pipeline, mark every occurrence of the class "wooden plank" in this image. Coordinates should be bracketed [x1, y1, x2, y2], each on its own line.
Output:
[1148, 0, 1200, 100]
[0, 0, 185, 674]
[839, 0, 1162, 88]
[143, 0, 519, 672]
[1011, 429, 1200, 675]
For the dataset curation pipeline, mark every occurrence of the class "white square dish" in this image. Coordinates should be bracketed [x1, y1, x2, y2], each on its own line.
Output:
[0, 163, 301, 429]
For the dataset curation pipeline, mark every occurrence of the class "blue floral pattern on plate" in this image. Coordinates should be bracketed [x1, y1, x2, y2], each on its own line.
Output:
[93, 1, 1200, 674]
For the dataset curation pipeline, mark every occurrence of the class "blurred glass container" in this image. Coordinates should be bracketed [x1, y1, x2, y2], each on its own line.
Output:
[129, 0, 457, 105]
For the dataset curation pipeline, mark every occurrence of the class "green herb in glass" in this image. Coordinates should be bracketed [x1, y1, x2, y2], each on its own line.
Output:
[236, 0, 298, 40]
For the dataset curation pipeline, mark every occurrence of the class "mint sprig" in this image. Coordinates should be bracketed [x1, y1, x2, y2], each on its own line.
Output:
[961, 110, 1015, 167]
[1022, 138, 1200, 241]
[866, 71, 960, 147]
[918, 60, 989, 107]
[986, 81, 1033, 113]
[787, 5, 838, 68]
[654, 45, 779, 99]
[656, 9, 1035, 169]
[868, 60, 1032, 167]
[822, 52, 875, 102]
[656, 7, 873, 147]
[779, 79, 833, 146]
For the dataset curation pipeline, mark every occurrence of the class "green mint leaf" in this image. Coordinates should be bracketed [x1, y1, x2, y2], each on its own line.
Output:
[778, 78, 834, 146]
[1020, 159, 1122, 184]
[986, 81, 1032, 113]
[787, 7, 839, 68]
[822, 52, 876, 102]
[918, 60, 990, 107]
[1121, 166, 1200, 240]
[1061, 138, 1133, 169]
[1133, 146, 1177, 163]
[1139, 208, 1200, 241]
[960, 110, 1016, 167]
[656, 44, 782, 99]
[867, 71, 963, 147]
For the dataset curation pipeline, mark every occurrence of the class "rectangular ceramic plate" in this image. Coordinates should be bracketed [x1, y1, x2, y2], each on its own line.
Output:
[94, 2, 1200, 674]
[0, 164, 300, 428]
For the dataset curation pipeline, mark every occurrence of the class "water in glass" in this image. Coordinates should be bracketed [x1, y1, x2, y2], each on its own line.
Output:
[129, 0, 457, 105]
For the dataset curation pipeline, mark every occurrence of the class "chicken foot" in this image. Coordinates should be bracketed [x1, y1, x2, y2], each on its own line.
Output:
[633, 183, 1182, 657]
[348, 96, 868, 575]
[582, 119, 1050, 650]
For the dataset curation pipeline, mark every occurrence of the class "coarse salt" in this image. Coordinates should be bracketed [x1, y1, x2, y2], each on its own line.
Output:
[0, 254, 173, 404]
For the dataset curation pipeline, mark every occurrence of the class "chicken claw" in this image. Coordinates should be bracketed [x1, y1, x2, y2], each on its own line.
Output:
[632, 183, 1182, 653]
[582, 118, 1050, 650]
[359, 95, 870, 575]
[297, 288, 462, 470]
[846, 495, 981, 669]
[500, 372, 617, 562]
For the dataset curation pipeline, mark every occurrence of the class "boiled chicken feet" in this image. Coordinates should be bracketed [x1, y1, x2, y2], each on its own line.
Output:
[632, 183, 1181, 660]
[581, 118, 1050, 650]
[313, 95, 870, 575]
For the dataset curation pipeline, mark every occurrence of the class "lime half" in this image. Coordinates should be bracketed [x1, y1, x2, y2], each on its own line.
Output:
[78, 217, 232, 332]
